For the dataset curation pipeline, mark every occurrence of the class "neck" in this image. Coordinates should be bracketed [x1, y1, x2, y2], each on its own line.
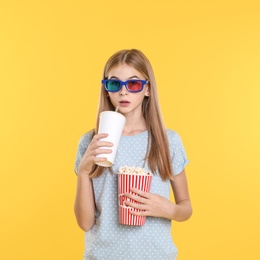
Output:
[122, 114, 147, 136]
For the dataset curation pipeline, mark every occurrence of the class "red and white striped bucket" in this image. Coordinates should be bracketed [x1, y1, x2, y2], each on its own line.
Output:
[118, 173, 152, 226]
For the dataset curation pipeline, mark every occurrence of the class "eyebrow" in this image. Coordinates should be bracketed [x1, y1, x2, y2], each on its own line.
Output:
[109, 76, 141, 80]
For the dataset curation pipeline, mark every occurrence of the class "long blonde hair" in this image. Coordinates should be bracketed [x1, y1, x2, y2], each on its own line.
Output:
[89, 49, 173, 180]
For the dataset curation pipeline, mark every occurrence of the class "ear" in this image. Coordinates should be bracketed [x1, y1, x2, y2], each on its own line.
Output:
[145, 87, 150, 97]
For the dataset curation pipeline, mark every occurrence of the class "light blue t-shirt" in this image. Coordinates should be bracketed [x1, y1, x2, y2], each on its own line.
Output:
[74, 129, 189, 260]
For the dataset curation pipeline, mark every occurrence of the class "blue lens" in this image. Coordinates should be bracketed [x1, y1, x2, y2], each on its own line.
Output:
[106, 80, 120, 91]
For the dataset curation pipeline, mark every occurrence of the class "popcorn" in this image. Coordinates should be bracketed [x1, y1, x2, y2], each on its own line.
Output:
[118, 165, 152, 175]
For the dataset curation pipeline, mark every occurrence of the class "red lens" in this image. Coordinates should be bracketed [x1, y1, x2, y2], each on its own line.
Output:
[127, 81, 142, 91]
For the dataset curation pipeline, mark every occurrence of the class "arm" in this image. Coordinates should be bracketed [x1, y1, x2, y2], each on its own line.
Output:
[74, 173, 95, 232]
[74, 133, 113, 231]
[169, 169, 193, 221]
[125, 169, 192, 222]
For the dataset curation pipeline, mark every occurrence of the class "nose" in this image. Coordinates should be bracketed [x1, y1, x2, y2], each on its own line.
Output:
[119, 85, 128, 95]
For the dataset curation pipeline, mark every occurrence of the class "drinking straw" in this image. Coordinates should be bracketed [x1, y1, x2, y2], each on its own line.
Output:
[115, 105, 119, 112]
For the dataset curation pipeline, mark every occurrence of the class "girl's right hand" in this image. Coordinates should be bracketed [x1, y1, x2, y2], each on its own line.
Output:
[77, 133, 113, 176]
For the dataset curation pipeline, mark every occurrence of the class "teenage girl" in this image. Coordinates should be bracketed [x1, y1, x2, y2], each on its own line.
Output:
[74, 49, 192, 260]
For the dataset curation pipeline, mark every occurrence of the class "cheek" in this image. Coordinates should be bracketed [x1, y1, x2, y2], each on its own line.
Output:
[136, 94, 147, 104]
[108, 93, 117, 104]
[108, 93, 116, 99]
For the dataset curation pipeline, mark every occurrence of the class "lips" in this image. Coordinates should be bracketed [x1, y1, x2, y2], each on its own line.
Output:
[119, 100, 130, 107]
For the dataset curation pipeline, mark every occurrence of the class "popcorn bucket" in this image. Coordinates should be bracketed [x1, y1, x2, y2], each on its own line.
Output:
[118, 173, 152, 226]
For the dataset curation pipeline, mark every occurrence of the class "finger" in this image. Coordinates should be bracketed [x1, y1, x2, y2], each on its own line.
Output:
[125, 200, 147, 210]
[129, 209, 148, 217]
[91, 134, 107, 145]
[93, 133, 109, 140]
[130, 187, 151, 198]
[96, 141, 114, 147]
[93, 157, 108, 163]
[125, 192, 146, 204]
[94, 148, 113, 155]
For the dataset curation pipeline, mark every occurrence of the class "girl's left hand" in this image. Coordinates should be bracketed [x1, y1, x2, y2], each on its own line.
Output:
[124, 187, 175, 219]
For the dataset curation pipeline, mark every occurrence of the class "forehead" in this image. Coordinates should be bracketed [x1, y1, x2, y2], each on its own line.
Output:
[108, 63, 144, 79]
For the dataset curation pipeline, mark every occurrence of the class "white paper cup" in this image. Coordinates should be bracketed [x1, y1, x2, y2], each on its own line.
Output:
[95, 111, 126, 167]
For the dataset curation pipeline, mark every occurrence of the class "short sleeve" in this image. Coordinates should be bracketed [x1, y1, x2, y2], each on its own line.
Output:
[74, 130, 94, 174]
[167, 129, 189, 176]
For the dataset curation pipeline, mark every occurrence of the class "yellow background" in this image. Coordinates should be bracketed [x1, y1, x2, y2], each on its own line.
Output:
[1, 0, 259, 259]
